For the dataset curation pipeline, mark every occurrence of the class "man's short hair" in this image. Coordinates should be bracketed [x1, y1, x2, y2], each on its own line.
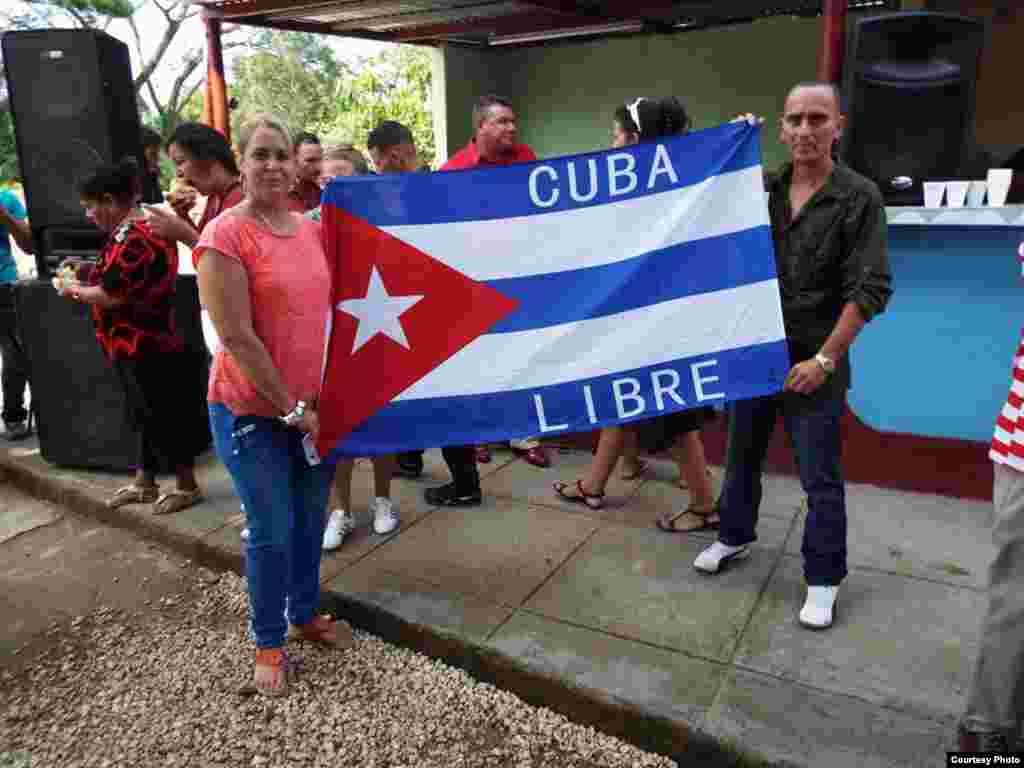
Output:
[367, 121, 415, 151]
[472, 94, 514, 130]
[293, 131, 321, 149]
[140, 126, 163, 149]
[786, 81, 843, 112]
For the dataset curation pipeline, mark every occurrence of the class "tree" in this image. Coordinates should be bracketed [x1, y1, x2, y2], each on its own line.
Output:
[230, 34, 436, 166]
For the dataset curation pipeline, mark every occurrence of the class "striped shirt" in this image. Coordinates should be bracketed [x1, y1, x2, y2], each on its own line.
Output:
[991, 331, 1024, 471]
[991, 242, 1024, 471]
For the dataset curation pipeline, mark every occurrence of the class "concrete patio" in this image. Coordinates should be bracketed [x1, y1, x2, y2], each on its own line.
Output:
[0, 435, 989, 767]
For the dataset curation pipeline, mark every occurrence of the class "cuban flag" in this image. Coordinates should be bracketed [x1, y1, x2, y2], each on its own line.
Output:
[317, 122, 789, 459]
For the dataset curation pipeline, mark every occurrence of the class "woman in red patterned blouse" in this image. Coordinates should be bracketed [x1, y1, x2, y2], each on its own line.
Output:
[61, 159, 204, 515]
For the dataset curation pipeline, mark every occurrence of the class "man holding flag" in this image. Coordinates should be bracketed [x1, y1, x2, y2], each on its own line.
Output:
[694, 83, 893, 631]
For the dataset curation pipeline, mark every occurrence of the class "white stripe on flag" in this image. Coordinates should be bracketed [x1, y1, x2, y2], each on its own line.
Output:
[382, 166, 769, 281]
[395, 279, 785, 400]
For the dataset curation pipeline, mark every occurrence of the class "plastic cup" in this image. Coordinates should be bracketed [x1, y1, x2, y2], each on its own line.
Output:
[923, 181, 946, 208]
[945, 181, 969, 208]
[987, 169, 1013, 206]
[967, 181, 987, 207]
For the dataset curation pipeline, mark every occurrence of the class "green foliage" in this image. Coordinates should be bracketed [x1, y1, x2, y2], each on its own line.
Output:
[231, 36, 436, 166]
[0, 111, 19, 182]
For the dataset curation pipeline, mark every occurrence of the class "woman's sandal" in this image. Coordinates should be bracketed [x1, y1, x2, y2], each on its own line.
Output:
[553, 480, 605, 510]
[108, 484, 160, 509]
[287, 614, 355, 650]
[656, 506, 720, 533]
[239, 648, 301, 698]
[621, 459, 649, 481]
[153, 488, 204, 516]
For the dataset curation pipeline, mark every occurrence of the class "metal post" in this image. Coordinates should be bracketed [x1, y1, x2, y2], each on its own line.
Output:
[816, 0, 849, 84]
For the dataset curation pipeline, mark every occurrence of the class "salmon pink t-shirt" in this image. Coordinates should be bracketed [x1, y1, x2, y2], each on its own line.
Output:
[194, 212, 331, 417]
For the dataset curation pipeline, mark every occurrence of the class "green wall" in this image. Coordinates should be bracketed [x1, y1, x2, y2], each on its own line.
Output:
[442, 15, 823, 170]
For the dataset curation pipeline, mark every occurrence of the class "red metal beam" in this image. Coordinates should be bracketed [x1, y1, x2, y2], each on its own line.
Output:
[203, 11, 231, 138]
[816, 0, 848, 84]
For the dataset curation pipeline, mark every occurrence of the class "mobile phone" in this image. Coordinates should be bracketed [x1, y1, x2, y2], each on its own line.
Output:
[302, 432, 322, 466]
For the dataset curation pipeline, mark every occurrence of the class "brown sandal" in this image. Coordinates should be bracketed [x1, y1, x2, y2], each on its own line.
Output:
[239, 648, 301, 698]
[656, 506, 720, 533]
[153, 488, 203, 516]
[108, 484, 159, 509]
[553, 480, 605, 510]
[288, 615, 355, 650]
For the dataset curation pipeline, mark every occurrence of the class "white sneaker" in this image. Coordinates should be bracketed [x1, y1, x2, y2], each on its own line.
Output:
[372, 497, 399, 535]
[693, 541, 750, 574]
[799, 586, 839, 629]
[323, 508, 355, 551]
[240, 528, 250, 541]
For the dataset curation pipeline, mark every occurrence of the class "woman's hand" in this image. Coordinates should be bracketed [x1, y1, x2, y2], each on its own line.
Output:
[143, 205, 198, 246]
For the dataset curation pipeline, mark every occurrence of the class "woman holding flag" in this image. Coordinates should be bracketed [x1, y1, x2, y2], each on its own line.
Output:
[196, 113, 352, 698]
[553, 96, 717, 533]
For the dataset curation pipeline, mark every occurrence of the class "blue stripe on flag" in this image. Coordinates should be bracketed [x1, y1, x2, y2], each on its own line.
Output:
[323, 122, 761, 226]
[485, 226, 774, 333]
[326, 339, 790, 458]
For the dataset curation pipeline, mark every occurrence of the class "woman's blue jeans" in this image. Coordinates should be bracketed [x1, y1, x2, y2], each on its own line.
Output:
[210, 403, 333, 648]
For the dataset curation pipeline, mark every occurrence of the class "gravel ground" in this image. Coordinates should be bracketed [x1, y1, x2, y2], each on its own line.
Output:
[1, 570, 677, 768]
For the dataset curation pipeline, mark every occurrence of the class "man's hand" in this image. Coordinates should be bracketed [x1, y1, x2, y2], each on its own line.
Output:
[143, 205, 198, 246]
[784, 359, 828, 395]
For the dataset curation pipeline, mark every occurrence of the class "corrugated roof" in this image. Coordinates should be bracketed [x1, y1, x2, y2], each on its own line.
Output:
[199, 0, 898, 47]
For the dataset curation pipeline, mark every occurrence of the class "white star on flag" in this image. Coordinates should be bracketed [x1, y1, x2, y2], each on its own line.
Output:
[337, 266, 424, 354]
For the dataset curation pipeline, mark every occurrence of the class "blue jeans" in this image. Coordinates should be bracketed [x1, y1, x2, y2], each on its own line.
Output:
[717, 390, 847, 586]
[210, 403, 333, 648]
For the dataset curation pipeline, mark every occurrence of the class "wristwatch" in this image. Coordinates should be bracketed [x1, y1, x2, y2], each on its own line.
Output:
[814, 353, 835, 375]
[281, 400, 307, 427]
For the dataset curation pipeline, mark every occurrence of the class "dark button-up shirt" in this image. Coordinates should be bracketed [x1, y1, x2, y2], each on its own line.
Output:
[767, 162, 893, 391]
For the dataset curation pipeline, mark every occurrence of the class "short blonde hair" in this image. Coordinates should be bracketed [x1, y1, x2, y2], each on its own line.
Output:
[237, 113, 293, 157]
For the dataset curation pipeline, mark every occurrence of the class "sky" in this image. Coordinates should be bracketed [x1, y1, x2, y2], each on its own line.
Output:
[2, 0, 391, 102]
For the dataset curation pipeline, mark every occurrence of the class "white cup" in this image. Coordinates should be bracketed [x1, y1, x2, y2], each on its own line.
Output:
[967, 181, 987, 207]
[923, 181, 946, 208]
[987, 169, 1013, 206]
[945, 180, 969, 208]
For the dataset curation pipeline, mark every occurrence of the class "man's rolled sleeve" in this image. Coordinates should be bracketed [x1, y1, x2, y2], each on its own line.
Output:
[842, 189, 893, 322]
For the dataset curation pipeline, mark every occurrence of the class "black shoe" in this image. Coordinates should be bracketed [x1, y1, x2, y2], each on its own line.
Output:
[958, 723, 1010, 753]
[424, 482, 482, 507]
[395, 451, 424, 478]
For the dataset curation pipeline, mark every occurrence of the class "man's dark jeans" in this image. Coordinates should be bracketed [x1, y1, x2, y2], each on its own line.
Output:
[0, 284, 29, 425]
[717, 389, 847, 586]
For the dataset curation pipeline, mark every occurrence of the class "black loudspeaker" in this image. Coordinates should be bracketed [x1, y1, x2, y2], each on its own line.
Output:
[2, 30, 143, 273]
[840, 12, 986, 205]
[15, 276, 212, 471]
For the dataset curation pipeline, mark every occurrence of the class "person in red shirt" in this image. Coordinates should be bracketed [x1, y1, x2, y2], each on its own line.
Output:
[423, 95, 548, 509]
[287, 132, 323, 213]
[143, 122, 244, 247]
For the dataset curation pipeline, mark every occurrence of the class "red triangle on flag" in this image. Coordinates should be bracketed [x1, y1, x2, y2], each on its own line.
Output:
[317, 206, 520, 455]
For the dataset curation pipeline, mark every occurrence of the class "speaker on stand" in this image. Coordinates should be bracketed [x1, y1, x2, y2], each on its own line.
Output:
[839, 12, 986, 206]
[2, 29, 211, 470]
[2, 29, 144, 276]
